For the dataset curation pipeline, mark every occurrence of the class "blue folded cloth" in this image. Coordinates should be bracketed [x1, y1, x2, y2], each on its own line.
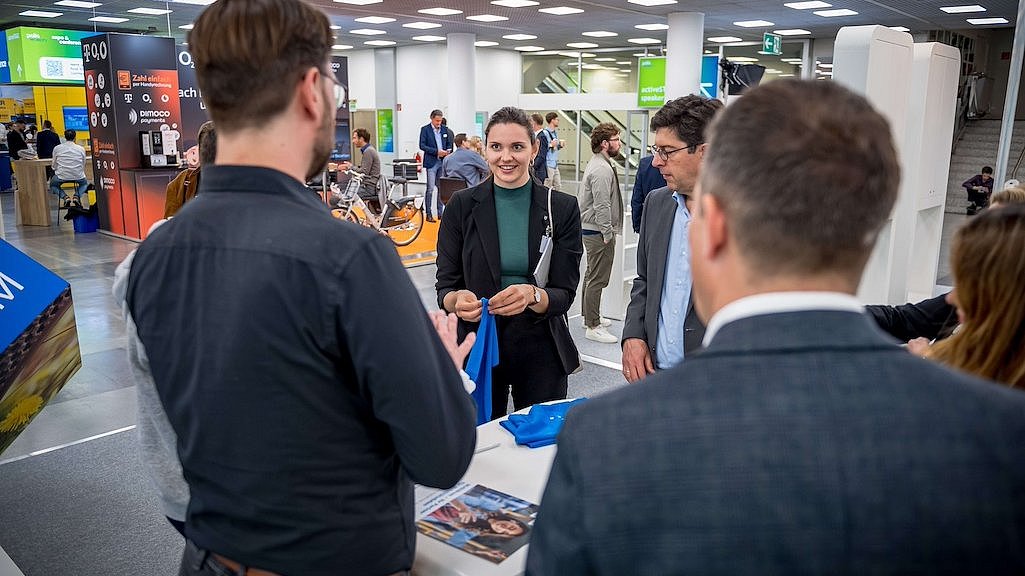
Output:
[465, 298, 498, 425]
[499, 398, 587, 448]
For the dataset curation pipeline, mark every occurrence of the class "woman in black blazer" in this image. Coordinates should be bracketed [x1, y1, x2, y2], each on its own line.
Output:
[436, 107, 583, 419]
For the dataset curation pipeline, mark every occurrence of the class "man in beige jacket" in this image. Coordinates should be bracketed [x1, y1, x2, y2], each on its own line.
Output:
[578, 122, 623, 343]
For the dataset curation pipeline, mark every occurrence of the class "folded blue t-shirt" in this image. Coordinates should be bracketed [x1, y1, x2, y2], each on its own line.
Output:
[499, 398, 587, 448]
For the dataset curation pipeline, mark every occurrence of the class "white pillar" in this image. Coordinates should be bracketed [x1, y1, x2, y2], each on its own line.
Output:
[446, 33, 476, 138]
[665, 12, 704, 99]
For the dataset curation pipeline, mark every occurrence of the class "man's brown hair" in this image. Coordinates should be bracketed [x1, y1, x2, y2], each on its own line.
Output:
[699, 79, 899, 280]
[589, 122, 619, 154]
[353, 127, 371, 143]
[197, 121, 217, 166]
[545, 112, 558, 124]
[530, 113, 544, 128]
[188, 0, 332, 132]
[454, 132, 468, 147]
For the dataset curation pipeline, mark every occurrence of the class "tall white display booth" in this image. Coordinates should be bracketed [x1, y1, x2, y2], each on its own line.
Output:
[833, 26, 959, 305]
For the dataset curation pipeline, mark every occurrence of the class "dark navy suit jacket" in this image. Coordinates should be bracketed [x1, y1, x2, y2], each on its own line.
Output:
[630, 155, 667, 233]
[419, 123, 453, 169]
[529, 310, 1025, 575]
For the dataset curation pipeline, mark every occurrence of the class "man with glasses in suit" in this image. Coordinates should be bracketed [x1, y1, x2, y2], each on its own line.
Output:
[621, 95, 723, 382]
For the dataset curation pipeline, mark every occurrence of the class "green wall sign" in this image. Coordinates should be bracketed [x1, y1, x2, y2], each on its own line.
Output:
[5, 27, 92, 84]
[376, 108, 394, 153]
[637, 56, 666, 108]
[762, 32, 782, 56]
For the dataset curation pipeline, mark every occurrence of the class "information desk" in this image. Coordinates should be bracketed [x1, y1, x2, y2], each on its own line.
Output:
[11, 158, 95, 227]
[412, 407, 561, 576]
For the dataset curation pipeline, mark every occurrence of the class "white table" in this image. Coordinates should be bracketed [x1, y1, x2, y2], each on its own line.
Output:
[412, 408, 561, 576]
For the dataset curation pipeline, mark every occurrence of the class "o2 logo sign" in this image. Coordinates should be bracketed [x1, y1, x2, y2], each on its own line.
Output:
[178, 50, 194, 69]
[82, 40, 108, 64]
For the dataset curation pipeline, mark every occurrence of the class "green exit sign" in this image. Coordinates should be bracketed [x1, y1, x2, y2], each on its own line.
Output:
[762, 32, 782, 55]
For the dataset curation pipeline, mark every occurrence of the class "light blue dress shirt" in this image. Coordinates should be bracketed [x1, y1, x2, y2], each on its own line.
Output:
[545, 128, 558, 168]
[433, 127, 444, 154]
[655, 192, 692, 370]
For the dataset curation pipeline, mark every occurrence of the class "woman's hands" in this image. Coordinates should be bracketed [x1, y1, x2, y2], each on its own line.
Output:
[452, 290, 483, 323]
[488, 284, 539, 317]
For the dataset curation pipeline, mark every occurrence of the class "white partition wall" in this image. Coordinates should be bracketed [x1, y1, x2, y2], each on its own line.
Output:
[901, 43, 960, 302]
[832, 26, 914, 304]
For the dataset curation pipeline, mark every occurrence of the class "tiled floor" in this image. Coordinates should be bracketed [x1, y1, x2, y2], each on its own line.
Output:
[0, 186, 964, 575]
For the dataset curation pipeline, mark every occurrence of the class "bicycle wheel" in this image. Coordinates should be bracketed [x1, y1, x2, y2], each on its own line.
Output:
[384, 205, 424, 246]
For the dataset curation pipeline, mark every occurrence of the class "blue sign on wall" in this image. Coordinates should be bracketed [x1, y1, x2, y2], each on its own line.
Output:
[701, 55, 719, 99]
[0, 37, 10, 84]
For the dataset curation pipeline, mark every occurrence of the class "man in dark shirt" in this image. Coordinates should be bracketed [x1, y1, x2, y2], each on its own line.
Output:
[35, 120, 61, 159]
[125, 1, 476, 574]
[6, 121, 27, 161]
[630, 154, 667, 233]
[962, 165, 994, 214]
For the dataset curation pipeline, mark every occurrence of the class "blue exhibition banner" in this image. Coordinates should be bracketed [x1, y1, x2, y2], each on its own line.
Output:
[0, 240, 69, 352]
[701, 55, 719, 99]
[0, 36, 10, 84]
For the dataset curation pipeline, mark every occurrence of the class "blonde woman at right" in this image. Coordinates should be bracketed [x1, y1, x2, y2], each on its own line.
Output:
[927, 203, 1025, 388]
[990, 185, 1025, 207]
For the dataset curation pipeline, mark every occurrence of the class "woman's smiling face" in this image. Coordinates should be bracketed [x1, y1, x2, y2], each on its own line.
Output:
[485, 122, 536, 188]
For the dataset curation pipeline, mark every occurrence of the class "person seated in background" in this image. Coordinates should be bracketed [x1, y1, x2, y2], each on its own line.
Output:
[35, 120, 61, 160]
[868, 185, 1025, 343]
[442, 132, 490, 187]
[913, 204, 1025, 388]
[347, 127, 380, 192]
[962, 165, 994, 215]
[163, 121, 216, 218]
[6, 121, 28, 161]
[527, 79, 1025, 575]
[48, 129, 89, 208]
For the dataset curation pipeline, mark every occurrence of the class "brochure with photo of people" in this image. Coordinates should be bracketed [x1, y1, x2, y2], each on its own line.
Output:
[416, 482, 538, 564]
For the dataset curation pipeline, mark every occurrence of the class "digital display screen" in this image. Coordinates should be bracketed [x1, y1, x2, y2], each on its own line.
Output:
[331, 122, 351, 162]
[5, 27, 94, 85]
[63, 106, 89, 132]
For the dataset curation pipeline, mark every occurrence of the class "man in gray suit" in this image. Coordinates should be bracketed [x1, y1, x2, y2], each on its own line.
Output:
[528, 79, 1025, 575]
[621, 95, 722, 381]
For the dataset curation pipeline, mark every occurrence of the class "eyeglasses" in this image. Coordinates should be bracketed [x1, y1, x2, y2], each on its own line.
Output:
[320, 68, 347, 110]
[649, 142, 702, 162]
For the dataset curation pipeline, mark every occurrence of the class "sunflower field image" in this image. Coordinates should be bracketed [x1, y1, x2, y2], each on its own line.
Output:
[0, 240, 82, 456]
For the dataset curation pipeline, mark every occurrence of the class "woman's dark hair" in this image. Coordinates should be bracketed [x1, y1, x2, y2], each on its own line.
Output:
[485, 106, 535, 145]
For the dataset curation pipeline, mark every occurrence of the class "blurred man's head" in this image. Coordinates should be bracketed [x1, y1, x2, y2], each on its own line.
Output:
[352, 127, 370, 147]
[689, 79, 899, 322]
[454, 133, 471, 149]
[530, 113, 544, 132]
[189, 0, 335, 180]
[197, 121, 217, 166]
[649, 95, 723, 194]
[64, 129, 76, 141]
[430, 110, 443, 128]
[43, 120, 53, 130]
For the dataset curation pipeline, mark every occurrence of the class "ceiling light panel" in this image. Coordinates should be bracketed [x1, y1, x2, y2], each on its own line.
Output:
[354, 16, 395, 23]
[55, 0, 102, 7]
[627, 0, 677, 5]
[475, 40, 500, 46]
[334, 0, 383, 4]
[419, 8, 462, 15]
[582, 31, 618, 37]
[365, 40, 396, 45]
[940, 5, 986, 13]
[332, 44, 353, 49]
[784, 1, 831, 8]
[628, 38, 662, 44]
[707, 36, 743, 42]
[734, 20, 774, 27]
[492, 0, 538, 6]
[567, 42, 599, 48]
[515, 45, 545, 51]
[635, 23, 669, 30]
[467, 14, 509, 21]
[403, 21, 443, 29]
[503, 33, 537, 40]
[539, 6, 584, 15]
[413, 35, 446, 41]
[22, 10, 64, 17]
[967, 17, 1008, 24]
[774, 29, 811, 35]
[595, 57, 616, 61]
[127, 7, 172, 14]
[350, 28, 388, 35]
[814, 9, 858, 16]
[179, 23, 193, 29]
[89, 15, 128, 22]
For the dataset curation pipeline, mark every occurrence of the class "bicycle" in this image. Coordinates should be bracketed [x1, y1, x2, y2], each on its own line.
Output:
[330, 170, 425, 246]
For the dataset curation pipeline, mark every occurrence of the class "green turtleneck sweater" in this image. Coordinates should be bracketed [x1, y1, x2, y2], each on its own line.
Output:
[494, 181, 532, 289]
